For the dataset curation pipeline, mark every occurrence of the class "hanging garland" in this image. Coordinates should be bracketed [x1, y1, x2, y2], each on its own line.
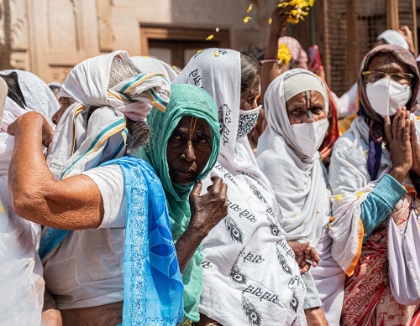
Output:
[277, 0, 315, 24]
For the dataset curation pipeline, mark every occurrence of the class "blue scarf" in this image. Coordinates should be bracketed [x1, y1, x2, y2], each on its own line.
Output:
[40, 156, 184, 325]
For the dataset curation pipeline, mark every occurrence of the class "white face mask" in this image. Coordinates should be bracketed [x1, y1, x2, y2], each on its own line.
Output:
[236, 105, 262, 139]
[291, 118, 329, 158]
[366, 78, 412, 117]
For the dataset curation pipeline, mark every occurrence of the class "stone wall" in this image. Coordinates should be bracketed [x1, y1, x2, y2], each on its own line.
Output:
[0, 0, 273, 83]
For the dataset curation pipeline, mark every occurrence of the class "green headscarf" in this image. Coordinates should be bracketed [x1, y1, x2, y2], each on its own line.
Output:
[135, 84, 220, 322]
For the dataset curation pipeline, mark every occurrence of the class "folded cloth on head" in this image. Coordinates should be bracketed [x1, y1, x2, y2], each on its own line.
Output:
[377, 30, 409, 50]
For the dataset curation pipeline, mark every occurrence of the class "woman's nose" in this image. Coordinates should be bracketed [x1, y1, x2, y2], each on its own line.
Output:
[181, 141, 196, 162]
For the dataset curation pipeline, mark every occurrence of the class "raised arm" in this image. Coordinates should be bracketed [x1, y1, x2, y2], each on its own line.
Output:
[260, 5, 289, 102]
[8, 111, 104, 230]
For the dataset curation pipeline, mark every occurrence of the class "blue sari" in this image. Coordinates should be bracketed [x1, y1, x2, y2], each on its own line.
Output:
[40, 156, 184, 325]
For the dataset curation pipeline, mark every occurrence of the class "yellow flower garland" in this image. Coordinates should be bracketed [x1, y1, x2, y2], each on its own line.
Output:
[277, 0, 315, 24]
[277, 43, 292, 65]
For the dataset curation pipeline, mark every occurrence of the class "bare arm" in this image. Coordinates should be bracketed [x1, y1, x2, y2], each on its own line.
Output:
[260, 6, 289, 103]
[8, 111, 104, 230]
[41, 291, 62, 326]
[175, 177, 228, 273]
[399, 26, 417, 57]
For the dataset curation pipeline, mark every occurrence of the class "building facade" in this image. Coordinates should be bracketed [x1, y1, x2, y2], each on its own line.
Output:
[0, 0, 274, 83]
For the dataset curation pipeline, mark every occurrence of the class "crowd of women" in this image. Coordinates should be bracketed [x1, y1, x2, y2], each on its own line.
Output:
[1, 5, 420, 326]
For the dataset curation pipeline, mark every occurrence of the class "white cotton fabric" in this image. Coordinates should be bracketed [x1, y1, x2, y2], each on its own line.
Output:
[283, 72, 326, 102]
[377, 30, 409, 50]
[48, 50, 170, 180]
[311, 229, 346, 326]
[59, 50, 170, 122]
[329, 115, 420, 304]
[257, 69, 331, 246]
[0, 70, 58, 325]
[174, 48, 307, 325]
[131, 56, 178, 82]
[334, 82, 358, 118]
[43, 165, 126, 309]
[387, 209, 420, 305]
[329, 116, 391, 273]
[2, 69, 59, 122]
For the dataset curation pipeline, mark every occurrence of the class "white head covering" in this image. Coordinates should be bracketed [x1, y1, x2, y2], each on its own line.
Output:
[131, 56, 178, 82]
[377, 30, 409, 50]
[2, 69, 59, 123]
[174, 49, 307, 325]
[256, 69, 331, 246]
[59, 50, 170, 122]
[48, 50, 171, 179]
[0, 70, 59, 176]
[0, 70, 58, 325]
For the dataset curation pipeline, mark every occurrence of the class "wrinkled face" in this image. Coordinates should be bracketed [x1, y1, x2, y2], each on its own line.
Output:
[240, 75, 260, 111]
[167, 116, 213, 185]
[366, 52, 411, 81]
[285, 91, 326, 125]
[52, 96, 75, 125]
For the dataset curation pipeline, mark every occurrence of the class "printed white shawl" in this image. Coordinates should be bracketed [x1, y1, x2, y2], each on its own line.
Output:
[173, 49, 307, 326]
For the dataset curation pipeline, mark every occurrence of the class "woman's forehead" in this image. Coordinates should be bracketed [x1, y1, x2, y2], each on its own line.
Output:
[286, 90, 324, 103]
[367, 52, 410, 73]
[175, 116, 211, 131]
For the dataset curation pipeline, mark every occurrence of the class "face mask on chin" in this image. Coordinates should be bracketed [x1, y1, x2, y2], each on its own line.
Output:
[366, 78, 412, 117]
[236, 105, 262, 139]
[291, 118, 329, 159]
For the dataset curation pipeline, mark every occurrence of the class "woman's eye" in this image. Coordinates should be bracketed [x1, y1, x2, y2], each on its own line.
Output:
[170, 133, 183, 141]
[247, 97, 255, 105]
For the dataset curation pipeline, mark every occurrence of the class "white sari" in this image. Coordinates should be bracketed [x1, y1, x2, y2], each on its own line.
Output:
[0, 70, 59, 325]
[174, 49, 307, 326]
[257, 69, 345, 325]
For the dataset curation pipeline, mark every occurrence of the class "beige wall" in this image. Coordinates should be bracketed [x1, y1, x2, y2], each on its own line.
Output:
[0, 0, 272, 83]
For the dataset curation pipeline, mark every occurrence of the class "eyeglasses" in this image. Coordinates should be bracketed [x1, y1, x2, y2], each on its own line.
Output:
[362, 71, 414, 85]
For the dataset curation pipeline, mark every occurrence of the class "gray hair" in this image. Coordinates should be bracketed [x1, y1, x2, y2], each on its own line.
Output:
[108, 56, 151, 151]
[108, 56, 141, 88]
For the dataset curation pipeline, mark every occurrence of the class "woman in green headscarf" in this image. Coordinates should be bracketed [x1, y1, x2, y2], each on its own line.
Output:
[136, 83, 228, 324]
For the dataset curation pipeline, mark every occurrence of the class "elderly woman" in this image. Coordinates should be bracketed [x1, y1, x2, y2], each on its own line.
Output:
[173, 48, 319, 326]
[0, 70, 59, 325]
[329, 44, 420, 324]
[260, 7, 339, 168]
[135, 83, 227, 325]
[7, 51, 186, 325]
[256, 69, 343, 325]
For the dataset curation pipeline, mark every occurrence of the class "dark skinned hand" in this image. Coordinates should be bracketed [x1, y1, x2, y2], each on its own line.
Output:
[384, 107, 412, 183]
[7, 111, 54, 148]
[269, 3, 292, 36]
[189, 176, 228, 237]
[287, 240, 320, 274]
